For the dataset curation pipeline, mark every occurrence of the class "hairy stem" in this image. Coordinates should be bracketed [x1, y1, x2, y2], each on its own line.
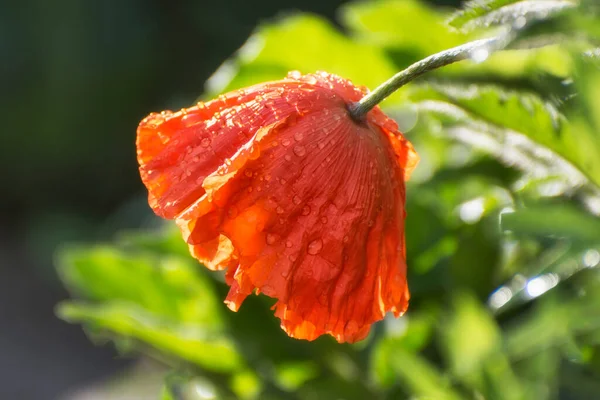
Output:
[349, 36, 509, 120]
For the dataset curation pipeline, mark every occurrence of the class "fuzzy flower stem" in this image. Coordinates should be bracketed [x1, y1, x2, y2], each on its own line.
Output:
[349, 36, 508, 120]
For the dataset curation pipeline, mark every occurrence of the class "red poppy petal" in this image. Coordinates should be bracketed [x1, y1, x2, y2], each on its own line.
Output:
[137, 71, 417, 343]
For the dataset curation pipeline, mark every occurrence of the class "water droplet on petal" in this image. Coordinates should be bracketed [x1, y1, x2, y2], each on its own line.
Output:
[266, 233, 278, 245]
[244, 170, 253, 178]
[318, 142, 325, 149]
[276, 206, 285, 214]
[303, 75, 317, 85]
[200, 138, 210, 148]
[294, 132, 304, 142]
[320, 216, 328, 224]
[293, 145, 306, 157]
[285, 240, 293, 248]
[284, 154, 292, 162]
[228, 207, 238, 218]
[343, 235, 349, 243]
[289, 254, 298, 262]
[282, 138, 291, 147]
[292, 195, 302, 205]
[307, 239, 323, 255]
[301, 205, 311, 216]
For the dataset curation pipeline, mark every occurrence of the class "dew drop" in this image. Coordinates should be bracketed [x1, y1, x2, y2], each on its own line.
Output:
[276, 206, 285, 214]
[289, 254, 298, 262]
[293, 145, 306, 157]
[292, 195, 302, 205]
[281, 138, 291, 147]
[318, 142, 325, 149]
[244, 170, 253, 178]
[266, 233, 278, 245]
[280, 178, 287, 185]
[200, 138, 211, 148]
[284, 154, 292, 162]
[303, 75, 318, 85]
[320, 216, 328, 224]
[307, 239, 323, 255]
[285, 240, 293, 248]
[294, 132, 304, 142]
[301, 205, 311, 216]
[343, 235, 349, 243]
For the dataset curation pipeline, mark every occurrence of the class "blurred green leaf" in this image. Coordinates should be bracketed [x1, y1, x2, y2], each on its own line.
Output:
[57, 301, 242, 373]
[370, 314, 434, 388]
[389, 348, 463, 400]
[443, 293, 501, 376]
[274, 361, 319, 391]
[206, 14, 397, 100]
[410, 83, 600, 189]
[501, 203, 600, 243]
[450, 215, 502, 297]
[57, 245, 223, 326]
[342, 0, 467, 57]
[230, 369, 262, 400]
[448, 0, 575, 30]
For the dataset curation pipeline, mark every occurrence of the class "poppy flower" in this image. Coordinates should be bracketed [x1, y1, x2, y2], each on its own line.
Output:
[137, 71, 418, 343]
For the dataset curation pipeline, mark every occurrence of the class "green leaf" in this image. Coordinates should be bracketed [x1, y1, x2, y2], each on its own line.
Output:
[57, 301, 243, 373]
[443, 293, 502, 377]
[205, 14, 398, 101]
[449, 0, 520, 28]
[442, 293, 526, 399]
[341, 0, 468, 58]
[448, 0, 576, 30]
[370, 313, 434, 388]
[388, 348, 463, 400]
[57, 246, 223, 326]
[230, 369, 262, 400]
[409, 83, 600, 189]
[501, 203, 600, 243]
[274, 361, 319, 391]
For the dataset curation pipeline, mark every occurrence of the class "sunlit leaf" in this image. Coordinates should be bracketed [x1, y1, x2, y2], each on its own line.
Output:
[205, 14, 397, 100]
[370, 314, 434, 388]
[274, 361, 320, 391]
[230, 369, 262, 400]
[388, 348, 463, 400]
[501, 203, 600, 243]
[57, 246, 223, 326]
[409, 83, 600, 189]
[57, 301, 243, 372]
[341, 0, 467, 59]
[448, 0, 575, 30]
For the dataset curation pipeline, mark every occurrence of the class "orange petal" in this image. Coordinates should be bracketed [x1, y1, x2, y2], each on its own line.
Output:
[137, 71, 417, 343]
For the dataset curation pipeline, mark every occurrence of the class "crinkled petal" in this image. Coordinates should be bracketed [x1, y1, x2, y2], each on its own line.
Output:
[136, 72, 418, 343]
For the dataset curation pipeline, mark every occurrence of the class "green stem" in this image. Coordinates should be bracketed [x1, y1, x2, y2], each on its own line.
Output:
[349, 36, 508, 120]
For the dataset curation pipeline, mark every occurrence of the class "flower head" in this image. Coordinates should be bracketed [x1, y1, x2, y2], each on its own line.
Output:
[137, 71, 418, 343]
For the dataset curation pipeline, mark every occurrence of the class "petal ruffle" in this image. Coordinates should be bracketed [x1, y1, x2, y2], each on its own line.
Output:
[137, 72, 418, 343]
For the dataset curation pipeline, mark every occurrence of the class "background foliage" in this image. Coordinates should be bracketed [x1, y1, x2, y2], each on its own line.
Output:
[39, 0, 600, 398]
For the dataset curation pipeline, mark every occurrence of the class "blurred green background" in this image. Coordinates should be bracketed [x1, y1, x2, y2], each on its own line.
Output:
[4, 0, 600, 399]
